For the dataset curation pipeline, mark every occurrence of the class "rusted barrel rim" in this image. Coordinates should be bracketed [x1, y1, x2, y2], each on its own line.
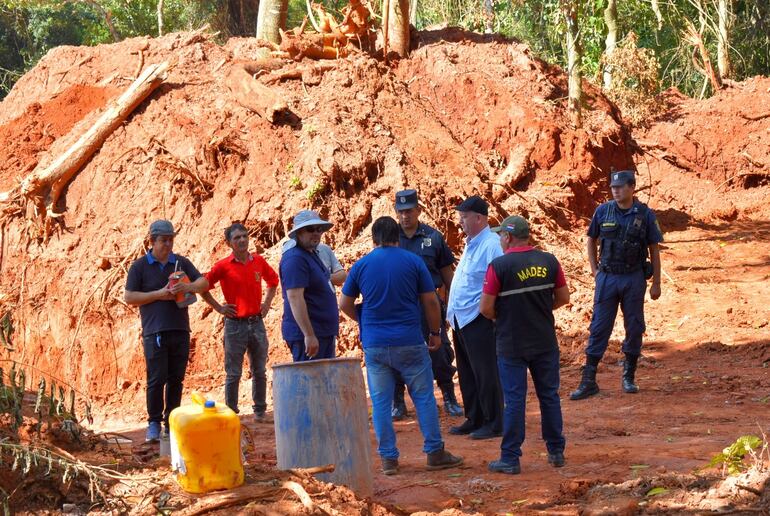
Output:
[272, 357, 361, 370]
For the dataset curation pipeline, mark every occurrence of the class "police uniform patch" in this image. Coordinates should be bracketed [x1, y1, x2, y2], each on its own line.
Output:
[422, 237, 432, 248]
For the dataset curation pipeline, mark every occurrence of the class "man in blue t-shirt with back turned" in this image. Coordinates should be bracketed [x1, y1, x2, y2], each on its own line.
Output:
[339, 216, 463, 476]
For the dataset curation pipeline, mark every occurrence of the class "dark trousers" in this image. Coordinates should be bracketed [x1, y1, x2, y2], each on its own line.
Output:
[453, 315, 503, 432]
[586, 270, 647, 358]
[394, 297, 457, 396]
[142, 330, 190, 425]
[286, 336, 336, 362]
[224, 317, 269, 414]
[498, 350, 565, 464]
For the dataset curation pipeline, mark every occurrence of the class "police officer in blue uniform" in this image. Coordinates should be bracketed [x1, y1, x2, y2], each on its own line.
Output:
[570, 170, 663, 400]
[391, 189, 464, 419]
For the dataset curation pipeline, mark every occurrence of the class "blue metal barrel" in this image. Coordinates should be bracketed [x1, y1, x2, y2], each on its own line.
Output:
[272, 357, 373, 496]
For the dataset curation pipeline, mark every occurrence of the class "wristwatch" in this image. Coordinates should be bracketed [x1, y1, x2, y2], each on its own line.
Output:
[429, 330, 441, 337]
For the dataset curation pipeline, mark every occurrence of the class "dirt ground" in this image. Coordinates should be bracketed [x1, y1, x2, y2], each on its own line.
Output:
[0, 28, 769, 514]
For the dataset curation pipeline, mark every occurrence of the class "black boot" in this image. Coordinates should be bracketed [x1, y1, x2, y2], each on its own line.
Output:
[622, 353, 640, 393]
[440, 384, 464, 417]
[570, 356, 600, 401]
[391, 385, 408, 420]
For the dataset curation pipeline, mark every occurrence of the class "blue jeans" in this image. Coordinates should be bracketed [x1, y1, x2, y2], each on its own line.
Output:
[587, 270, 647, 358]
[224, 317, 269, 413]
[286, 336, 336, 362]
[364, 344, 444, 459]
[498, 350, 565, 463]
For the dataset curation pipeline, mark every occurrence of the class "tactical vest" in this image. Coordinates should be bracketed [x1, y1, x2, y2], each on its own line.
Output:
[490, 250, 559, 358]
[598, 202, 649, 274]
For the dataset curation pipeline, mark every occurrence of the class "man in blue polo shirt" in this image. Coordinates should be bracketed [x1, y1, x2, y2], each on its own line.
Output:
[280, 210, 339, 361]
[339, 216, 463, 475]
[125, 220, 209, 442]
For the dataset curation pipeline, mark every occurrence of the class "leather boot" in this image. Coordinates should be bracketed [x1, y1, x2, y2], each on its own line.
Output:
[622, 353, 640, 393]
[570, 356, 600, 400]
[391, 385, 408, 420]
[440, 384, 464, 417]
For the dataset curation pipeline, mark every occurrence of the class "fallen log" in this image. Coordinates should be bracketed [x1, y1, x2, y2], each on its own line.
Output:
[260, 62, 337, 86]
[225, 66, 289, 123]
[2, 61, 169, 237]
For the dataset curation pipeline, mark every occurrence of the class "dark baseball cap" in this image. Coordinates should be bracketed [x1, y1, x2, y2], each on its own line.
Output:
[455, 195, 488, 216]
[394, 189, 418, 211]
[491, 215, 529, 238]
[149, 219, 177, 237]
[610, 170, 636, 187]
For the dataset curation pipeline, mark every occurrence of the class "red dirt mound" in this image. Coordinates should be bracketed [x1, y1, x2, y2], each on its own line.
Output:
[0, 29, 631, 413]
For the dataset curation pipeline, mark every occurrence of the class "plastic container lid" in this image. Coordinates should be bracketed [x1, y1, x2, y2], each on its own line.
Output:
[204, 400, 215, 408]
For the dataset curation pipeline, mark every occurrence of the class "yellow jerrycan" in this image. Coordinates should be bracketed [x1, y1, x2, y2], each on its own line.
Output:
[169, 392, 244, 493]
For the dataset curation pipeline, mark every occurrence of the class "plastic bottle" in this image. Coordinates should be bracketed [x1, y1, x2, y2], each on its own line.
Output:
[169, 392, 244, 493]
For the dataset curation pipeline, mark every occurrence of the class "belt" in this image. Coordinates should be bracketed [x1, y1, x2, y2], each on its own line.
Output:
[599, 263, 642, 274]
[228, 314, 262, 322]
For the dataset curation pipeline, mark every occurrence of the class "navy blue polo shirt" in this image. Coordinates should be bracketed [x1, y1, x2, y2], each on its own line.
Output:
[125, 252, 202, 336]
[587, 200, 664, 244]
[342, 247, 435, 348]
[398, 223, 455, 289]
[280, 245, 339, 341]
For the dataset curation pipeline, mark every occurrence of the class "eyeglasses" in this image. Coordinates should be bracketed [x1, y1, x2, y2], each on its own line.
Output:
[303, 226, 326, 234]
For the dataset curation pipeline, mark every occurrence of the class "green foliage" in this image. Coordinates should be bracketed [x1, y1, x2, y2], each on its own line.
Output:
[707, 435, 763, 475]
[306, 180, 324, 201]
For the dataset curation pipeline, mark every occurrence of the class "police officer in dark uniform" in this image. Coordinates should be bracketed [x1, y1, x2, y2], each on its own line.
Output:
[571, 170, 663, 400]
[480, 215, 570, 474]
[391, 189, 464, 419]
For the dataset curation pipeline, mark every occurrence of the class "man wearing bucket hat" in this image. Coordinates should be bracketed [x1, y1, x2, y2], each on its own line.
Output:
[479, 215, 570, 474]
[280, 210, 339, 361]
[391, 189, 463, 420]
[446, 195, 505, 440]
[570, 170, 663, 400]
[125, 220, 209, 442]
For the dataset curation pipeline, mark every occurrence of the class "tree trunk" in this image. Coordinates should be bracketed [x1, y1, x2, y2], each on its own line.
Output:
[10, 62, 169, 235]
[256, 0, 288, 44]
[387, 0, 410, 58]
[79, 0, 121, 41]
[603, 0, 617, 89]
[157, 0, 164, 37]
[563, 0, 582, 127]
[717, 0, 733, 79]
[650, 0, 663, 30]
[483, 0, 494, 33]
[409, 0, 417, 25]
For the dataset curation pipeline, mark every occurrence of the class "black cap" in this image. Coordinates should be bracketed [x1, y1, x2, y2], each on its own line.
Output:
[610, 170, 636, 187]
[455, 195, 488, 216]
[394, 189, 418, 211]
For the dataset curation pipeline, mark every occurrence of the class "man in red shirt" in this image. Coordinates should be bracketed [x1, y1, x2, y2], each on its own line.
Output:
[202, 223, 279, 421]
[480, 216, 570, 474]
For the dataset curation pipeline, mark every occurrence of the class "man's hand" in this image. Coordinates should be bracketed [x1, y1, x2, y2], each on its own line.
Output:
[260, 301, 271, 318]
[427, 334, 442, 352]
[155, 286, 175, 301]
[650, 282, 661, 300]
[168, 281, 190, 296]
[219, 304, 237, 317]
[304, 335, 320, 358]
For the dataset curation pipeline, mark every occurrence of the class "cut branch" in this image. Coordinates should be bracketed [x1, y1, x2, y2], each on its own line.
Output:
[225, 65, 289, 122]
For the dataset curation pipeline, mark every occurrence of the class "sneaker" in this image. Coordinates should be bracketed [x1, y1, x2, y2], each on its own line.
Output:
[448, 419, 478, 435]
[381, 458, 399, 475]
[145, 421, 161, 442]
[548, 452, 565, 468]
[443, 399, 464, 417]
[255, 411, 266, 423]
[469, 426, 502, 440]
[391, 401, 407, 421]
[426, 448, 463, 471]
[488, 459, 521, 474]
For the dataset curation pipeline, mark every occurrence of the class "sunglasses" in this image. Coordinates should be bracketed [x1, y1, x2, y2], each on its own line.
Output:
[303, 226, 326, 234]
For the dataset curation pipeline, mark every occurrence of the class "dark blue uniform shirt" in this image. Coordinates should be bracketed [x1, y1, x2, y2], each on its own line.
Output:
[587, 200, 664, 265]
[125, 252, 202, 336]
[398, 223, 455, 289]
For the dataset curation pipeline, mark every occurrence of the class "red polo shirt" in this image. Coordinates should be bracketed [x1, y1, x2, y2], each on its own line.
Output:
[206, 253, 280, 318]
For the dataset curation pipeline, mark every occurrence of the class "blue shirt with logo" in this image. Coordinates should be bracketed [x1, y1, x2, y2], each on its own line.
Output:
[280, 245, 340, 341]
[398, 223, 455, 289]
[342, 247, 435, 348]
